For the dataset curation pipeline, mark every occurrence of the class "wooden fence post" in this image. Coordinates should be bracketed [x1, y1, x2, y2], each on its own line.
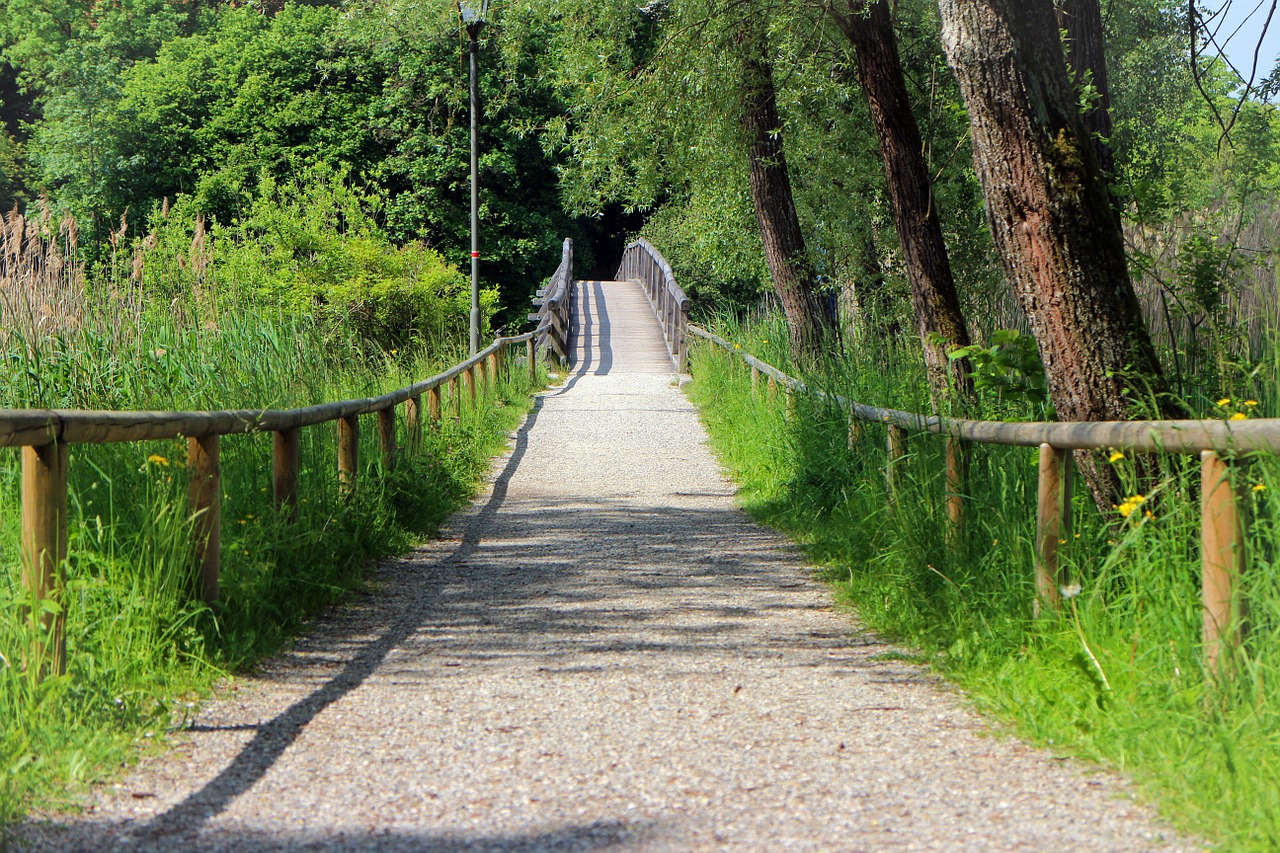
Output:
[464, 366, 477, 408]
[451, 377, 462, 419]
[273, 428, 300, 524]
[751, 365, 760, 394]
[489, 349, 500, 387]
[188, 435, 221, 604]
[676, 305, 689, 373]
[848, 412, 863, 450]
[945, 437, 968, 549]
[21, 440, 68, 675]
[1034, 443, 1074, 617]
[338, 415, 359, 494]
[378, 407, 396, 472]
[527, 338, 536, 385]
[886, 425, 907, 504]
[429, 386, 443, 426]
[1202, 449, 1243, 679]
[406, 396, 422, 451]
[767, 376, 778, 401]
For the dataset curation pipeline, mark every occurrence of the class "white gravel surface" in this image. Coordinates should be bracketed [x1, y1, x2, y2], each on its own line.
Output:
[15, 282, 1199, 851]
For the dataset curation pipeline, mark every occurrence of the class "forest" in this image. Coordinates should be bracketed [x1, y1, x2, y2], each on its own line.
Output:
[3, 0, 1280, 847]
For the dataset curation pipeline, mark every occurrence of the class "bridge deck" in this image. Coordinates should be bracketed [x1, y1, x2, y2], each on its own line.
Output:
[570, 280, 676, 374]
[21, 283, 1187, 850]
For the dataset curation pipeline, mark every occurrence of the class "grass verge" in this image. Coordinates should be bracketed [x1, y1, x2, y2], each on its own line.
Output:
[687, 324, 1280, 852]
[0, 313, 542, 829]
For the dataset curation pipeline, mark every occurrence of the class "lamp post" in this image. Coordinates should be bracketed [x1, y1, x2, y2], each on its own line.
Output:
[459, 0, 490, 356]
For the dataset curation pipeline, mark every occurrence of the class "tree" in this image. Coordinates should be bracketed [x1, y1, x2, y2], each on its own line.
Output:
[938, 0, 1172, 505]
[737, 20, 837, 359]
[829, 0, 973, 405]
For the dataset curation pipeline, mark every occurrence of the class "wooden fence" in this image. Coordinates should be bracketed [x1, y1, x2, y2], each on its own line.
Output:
[9, 330, 542, 676]
[690, 324, 1271, 677]
[616, 238, 691, 373]
[530, 238, 573, 365]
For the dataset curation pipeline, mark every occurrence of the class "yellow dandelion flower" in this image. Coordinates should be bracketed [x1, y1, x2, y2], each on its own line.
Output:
[1217, 397, 1232, 407]
[1245, 400, 1259, 407]
[1108, 450, 1124, 463]
[1254, 483, 1267, 493]
[146, 454, 169, 467]
[1117, 494, 1146, 518]
[1229, 412, 1248, 421]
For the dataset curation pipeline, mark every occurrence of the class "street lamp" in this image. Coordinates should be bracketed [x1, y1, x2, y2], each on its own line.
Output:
[459, 0, 490, 356]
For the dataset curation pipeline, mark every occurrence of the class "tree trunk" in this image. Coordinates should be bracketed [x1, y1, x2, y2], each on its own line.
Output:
[738, 29, 837, 361]
[938, 0, 1170, 508]
[831, 0, 975, 408]
[1055, 0, 1115, 176]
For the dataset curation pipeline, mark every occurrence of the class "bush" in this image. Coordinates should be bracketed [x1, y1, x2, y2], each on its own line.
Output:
[132, 164, 498, 352]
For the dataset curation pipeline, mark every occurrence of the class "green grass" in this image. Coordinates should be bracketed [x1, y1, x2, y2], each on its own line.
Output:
[0, 307, 541, 828]
[687, 319, 1280, 851]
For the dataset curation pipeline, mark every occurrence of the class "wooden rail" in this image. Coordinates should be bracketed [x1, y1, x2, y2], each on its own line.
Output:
[530, 238, 573, 366]
[690, 323, 1259, 677]
[616, 238, 691, 373]
[11, 330, 539, 676]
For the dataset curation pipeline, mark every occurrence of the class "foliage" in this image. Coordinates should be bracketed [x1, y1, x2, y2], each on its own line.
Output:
[198, 165, 494, 352]
[944, 329, 1048, 412]
[3, 0, 599, 321]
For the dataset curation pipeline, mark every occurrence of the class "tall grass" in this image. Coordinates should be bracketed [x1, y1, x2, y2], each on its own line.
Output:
[0, 203, 540, 827]
[689, 316, 1280, 851]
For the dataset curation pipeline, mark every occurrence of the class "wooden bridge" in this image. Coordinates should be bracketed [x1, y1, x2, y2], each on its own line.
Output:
[13, 240, 1195, 851]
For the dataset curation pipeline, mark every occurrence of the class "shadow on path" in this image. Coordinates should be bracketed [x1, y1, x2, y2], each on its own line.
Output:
[137, 396, 548, 842]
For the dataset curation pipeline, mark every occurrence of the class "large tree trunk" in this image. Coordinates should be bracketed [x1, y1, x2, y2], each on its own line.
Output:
[831, 0, 974, 409]
[938, 0, 1170, 507]
[738, 31, 837, 361]
[1055, 0, 1115, 176]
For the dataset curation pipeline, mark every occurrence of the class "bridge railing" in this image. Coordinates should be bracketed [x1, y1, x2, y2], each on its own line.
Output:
[617, 238, 690, 372]
[10, 329, 541, 676]
[530, 238, 573, 366]
[690, 324, 1271, 678]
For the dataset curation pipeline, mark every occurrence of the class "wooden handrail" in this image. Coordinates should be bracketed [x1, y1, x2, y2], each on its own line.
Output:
[689, 326, 1280, 453]
[530, 238, 573, 365]
[13, 327, 538, 677]
[616, 238, 690, 372]
[690, 322, 1257, 678]
[0, 333, 534, 448]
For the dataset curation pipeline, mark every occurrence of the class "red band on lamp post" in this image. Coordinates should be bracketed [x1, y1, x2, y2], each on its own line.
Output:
[471, 252, 480, 258]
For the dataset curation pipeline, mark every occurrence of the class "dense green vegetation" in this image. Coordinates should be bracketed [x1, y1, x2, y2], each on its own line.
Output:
[689, 319, 1280, 850]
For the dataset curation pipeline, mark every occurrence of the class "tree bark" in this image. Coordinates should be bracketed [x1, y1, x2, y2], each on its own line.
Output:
[1054, 0, 1115, 176]
[938, 0, 1170, 507]
[831, 0, 974, 408]
[738, 28, 837, 361]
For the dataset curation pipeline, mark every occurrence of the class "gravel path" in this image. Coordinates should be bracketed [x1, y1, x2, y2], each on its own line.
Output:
[16, 282, 1198, 851]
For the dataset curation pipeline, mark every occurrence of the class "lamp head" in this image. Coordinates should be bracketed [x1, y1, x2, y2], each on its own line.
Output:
[458, 0, 490, 28]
